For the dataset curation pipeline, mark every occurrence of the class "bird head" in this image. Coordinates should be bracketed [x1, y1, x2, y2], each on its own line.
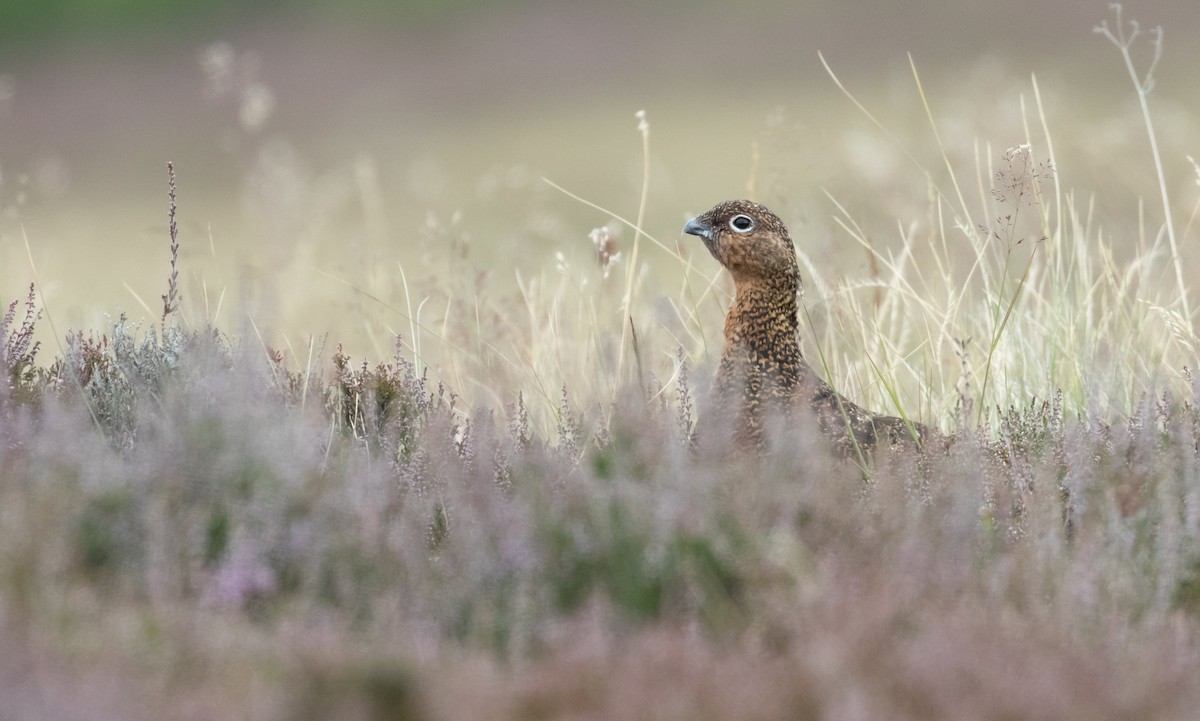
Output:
[683, 200, 799, 288]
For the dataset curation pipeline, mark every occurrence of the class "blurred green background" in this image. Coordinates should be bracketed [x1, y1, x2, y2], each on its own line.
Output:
[1, 0, 1198, 357]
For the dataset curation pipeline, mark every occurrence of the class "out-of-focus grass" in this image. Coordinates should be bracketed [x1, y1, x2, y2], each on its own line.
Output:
[5, 5, 1200, 718]
[4, 2, 1200, 368]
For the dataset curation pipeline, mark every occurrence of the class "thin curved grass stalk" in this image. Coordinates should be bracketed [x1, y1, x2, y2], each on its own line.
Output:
[1095, 4, 1190, 324]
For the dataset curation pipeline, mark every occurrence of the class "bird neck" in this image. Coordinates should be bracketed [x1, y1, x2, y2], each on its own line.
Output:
[709, 269, 807, 450]
[721, 276, 802, 371]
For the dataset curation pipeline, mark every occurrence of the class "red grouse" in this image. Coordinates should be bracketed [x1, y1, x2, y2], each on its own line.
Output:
[684, 199, 936, 455]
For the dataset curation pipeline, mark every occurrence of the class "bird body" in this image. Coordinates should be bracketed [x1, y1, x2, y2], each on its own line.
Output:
[684, 199, 935, 455]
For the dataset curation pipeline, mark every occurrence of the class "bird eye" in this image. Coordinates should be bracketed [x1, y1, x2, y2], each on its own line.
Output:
[729, 214, 755, 233]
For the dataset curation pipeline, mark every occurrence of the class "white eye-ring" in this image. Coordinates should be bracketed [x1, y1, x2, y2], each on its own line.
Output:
[728, 214, 755, 233]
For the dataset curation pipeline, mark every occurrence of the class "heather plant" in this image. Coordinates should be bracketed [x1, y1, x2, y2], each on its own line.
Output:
[6, 329, 1200, 718]
[0, 283, 42, 407]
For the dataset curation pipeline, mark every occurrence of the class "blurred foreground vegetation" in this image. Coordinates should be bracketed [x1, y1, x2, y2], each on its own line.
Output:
[5, 277, 1200, 719]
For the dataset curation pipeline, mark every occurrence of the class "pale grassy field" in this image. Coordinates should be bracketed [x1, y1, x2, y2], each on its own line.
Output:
[5, 4, 1200, 719]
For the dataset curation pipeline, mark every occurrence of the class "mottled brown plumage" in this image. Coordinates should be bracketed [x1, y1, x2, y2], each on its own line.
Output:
[684, 199, 936, 456]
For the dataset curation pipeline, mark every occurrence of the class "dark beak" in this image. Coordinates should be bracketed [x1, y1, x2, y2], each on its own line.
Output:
[684, 216, 720, 260]
[683, 216, 715, 244]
